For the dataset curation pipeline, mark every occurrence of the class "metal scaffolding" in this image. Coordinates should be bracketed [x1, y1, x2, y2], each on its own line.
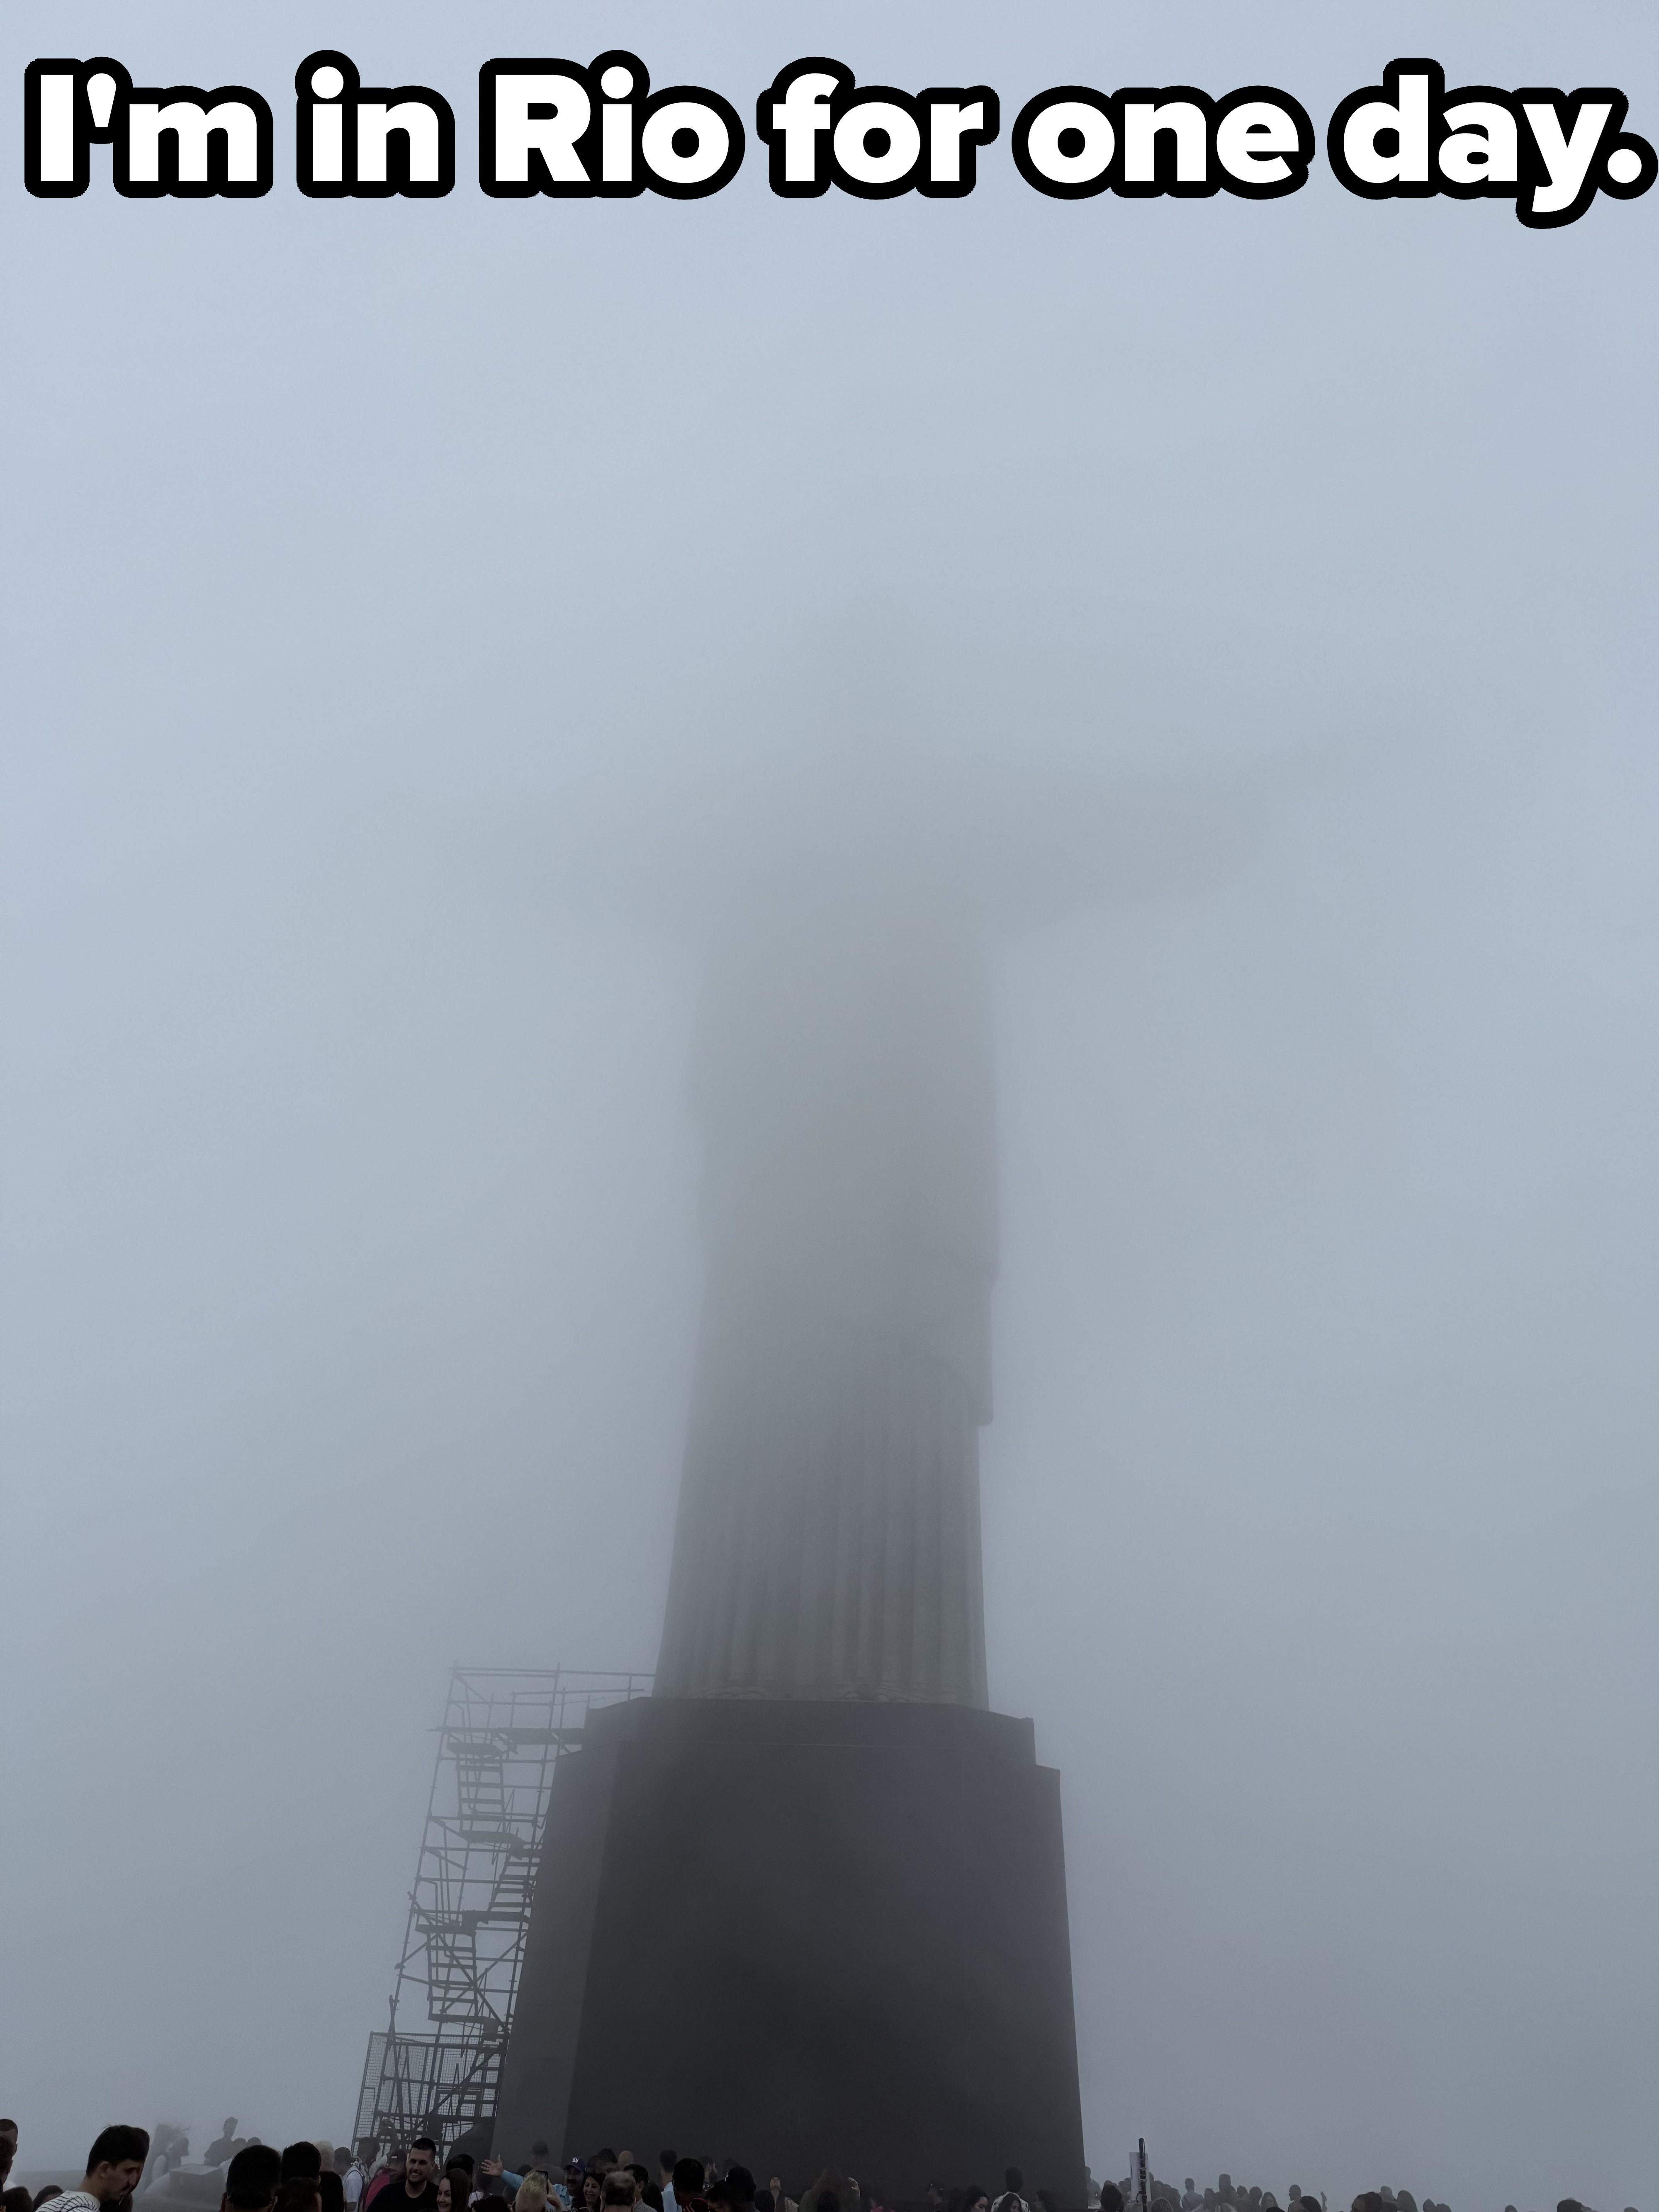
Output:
[354, 1664, 651, 2156]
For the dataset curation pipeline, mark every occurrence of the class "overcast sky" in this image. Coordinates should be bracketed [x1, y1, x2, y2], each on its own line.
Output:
[2, 4, 1656, 2208]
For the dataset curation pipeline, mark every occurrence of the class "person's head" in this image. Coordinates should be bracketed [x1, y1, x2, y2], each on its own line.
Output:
[963, 2192, 988, 2212]
[86, 2127, 152, 2203]
[284, 2150, 324, 2185]
[407, 2148, 438, 2193]
[333, 2156, 353, 2180]
[658, 2164, 676, 2191]
[1003, 2178, 1022, 2198]
[275, 2180, 321, 2212]
[5, 2189, 35, 2212]
[725, 2176, 753, 2208]
[1099, 2191, 1124, 2212]
[603, 2185, 634, 2210]
[225, 2152, 283, 2212]
[514, 2183, 547, 2212]
[627, 2175, 648, 2199]
[35, 2191, 64, 2212]
[671, 2171, 704, 2207]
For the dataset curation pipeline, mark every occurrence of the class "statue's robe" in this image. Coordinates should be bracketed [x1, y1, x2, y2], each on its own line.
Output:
[653, 899, 996, 1705]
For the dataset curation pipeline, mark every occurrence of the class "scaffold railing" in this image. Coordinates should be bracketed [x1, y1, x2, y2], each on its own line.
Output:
[354, 1664, 651, 2156]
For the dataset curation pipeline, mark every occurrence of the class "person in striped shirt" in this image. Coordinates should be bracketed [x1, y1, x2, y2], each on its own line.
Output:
[39, 2128, 151, 2212]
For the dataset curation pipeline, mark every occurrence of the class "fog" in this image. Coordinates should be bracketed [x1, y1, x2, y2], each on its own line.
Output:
[2, 1, 1655, 2206]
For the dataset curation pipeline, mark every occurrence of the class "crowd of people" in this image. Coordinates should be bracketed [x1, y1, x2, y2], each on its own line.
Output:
[0, 2120, 1635, 2212]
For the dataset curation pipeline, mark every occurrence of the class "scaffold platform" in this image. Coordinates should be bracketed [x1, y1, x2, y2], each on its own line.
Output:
[353, 1664, 651, 2156]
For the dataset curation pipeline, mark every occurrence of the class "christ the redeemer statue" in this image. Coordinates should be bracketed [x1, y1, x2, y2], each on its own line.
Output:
[496, 710, 1250, 2192]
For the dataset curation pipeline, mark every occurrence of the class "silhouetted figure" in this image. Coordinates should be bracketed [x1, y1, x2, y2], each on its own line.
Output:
[362, 2157, 402, 2212]
[282, 2158, 323, 2188]
[223, 2163, 282, 2212]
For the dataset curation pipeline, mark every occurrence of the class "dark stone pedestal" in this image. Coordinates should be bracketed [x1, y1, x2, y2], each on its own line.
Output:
[494, 1698, 1086, 2204]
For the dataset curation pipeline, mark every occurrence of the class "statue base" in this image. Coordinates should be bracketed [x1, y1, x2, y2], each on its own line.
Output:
[494, 1696, 1087, 2205]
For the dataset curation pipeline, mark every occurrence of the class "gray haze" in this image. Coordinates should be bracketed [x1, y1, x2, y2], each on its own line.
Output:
[2, 2, 1655, 2206]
